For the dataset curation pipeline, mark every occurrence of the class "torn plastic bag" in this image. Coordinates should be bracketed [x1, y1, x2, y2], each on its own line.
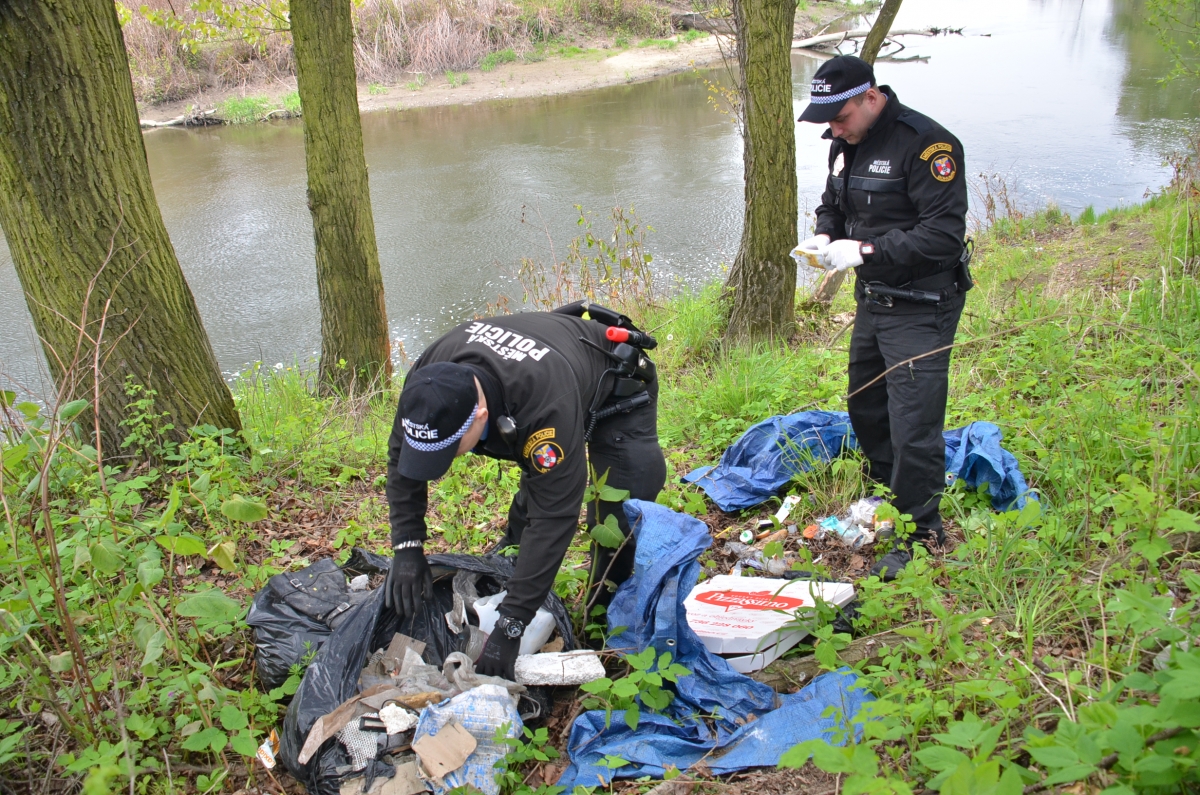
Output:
[683, 411, 1034, 512]
[276, 551, 577, 795]
[412, 683, 522, 795]
[557, 501, 872, 790]
[247, 558, 373, 691]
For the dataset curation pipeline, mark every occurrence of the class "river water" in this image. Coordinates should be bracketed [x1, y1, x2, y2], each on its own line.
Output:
[1, 0, 1196, 396]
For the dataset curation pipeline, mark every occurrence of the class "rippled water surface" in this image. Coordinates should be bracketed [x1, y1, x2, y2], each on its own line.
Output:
[2, 0, 1196, 395]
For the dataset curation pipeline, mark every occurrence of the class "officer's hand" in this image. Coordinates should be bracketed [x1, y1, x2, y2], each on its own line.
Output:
[821, 239, 865, 272]
[384, 546, 434, 618]
[796, 233, 831, 253]
[476, 630, 521, 680]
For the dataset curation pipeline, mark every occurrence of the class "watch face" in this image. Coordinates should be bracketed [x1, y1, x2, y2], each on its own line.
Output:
[500, 617, 524, 638]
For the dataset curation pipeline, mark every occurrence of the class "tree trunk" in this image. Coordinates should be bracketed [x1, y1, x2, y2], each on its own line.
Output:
[859, 0, 905, 65]
[290, 0, 392, 394]
[0, 0, 240, 454]
[724, 0, 799, 343]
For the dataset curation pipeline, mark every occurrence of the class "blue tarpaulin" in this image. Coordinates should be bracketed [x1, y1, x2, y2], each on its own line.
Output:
[557, 501, 872, 790]
[682, 411, 1033, 513]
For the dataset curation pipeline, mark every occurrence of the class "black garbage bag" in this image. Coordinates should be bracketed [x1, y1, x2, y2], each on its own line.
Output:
[246, 558, 372, 691]
[270, 549, 578, 795]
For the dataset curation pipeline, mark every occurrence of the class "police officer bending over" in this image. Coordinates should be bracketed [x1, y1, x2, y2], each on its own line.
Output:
[384, 304, 666, 679]
[796, 55, 971, 580]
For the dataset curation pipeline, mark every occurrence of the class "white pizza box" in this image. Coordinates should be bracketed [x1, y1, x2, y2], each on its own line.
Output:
[720, 632, 808, 674]
[684, 574, 856, 657]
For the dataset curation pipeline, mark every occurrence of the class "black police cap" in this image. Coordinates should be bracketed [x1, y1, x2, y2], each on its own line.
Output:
[798, 55, 876, 124]
[396, 361, 478, 481]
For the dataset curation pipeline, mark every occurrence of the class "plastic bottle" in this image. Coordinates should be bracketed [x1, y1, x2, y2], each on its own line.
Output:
[818, 515, 874, 549]
[472, 591, 556, 656]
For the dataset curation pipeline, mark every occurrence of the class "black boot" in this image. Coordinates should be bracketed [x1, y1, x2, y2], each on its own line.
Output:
[869, 546, 912, 582]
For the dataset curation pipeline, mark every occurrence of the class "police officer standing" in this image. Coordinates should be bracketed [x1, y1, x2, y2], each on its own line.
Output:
[383, 303, 666, 678]
[795, 55, 970, 580]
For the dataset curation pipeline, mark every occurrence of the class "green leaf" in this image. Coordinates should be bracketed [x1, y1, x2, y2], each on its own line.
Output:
[0, 390, 14, 408]
[14, 401, 39, 420]
[88, 540, 123, 574]
[181, 726, 228, 753]
[1, 443, 28, 468]
[1027, 745, 1081, 769]
[580, 677, 613, 694]
[221, 495, 267, 523]
[914, 745, 971, 772]
[610, 679, 640, 699]
[598, 486, 630, 503]
[1041, 763, 1097, 786]
[141, 630, 167, 672]
[625, 647, 655, 671]
[231, 731, 259, 757]
[623, 703, 640, 731]
[137, 559, 164, 590]
[176, 589, 242, 622]
[209, 540, 237, 572]
[48, 651, 74, 673]
[219, 704, 248, 731]
[589, 518, 624, 549]
[57, 399, 89, 422]
[157, 534, 207, 557]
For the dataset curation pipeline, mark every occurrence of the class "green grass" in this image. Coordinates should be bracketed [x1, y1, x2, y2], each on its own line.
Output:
[281, 90, 301, 116]
[366, 82, 388, 95]
[637, 36, 677, 49]
[405, 73, 427, 91]
[216, 95, 273, 124]
[480, 48, 518, 72]
[445, 70, 469, 87]
[680, 28, 708, 43]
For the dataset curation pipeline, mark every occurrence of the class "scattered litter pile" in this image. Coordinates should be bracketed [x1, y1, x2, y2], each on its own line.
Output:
[249, 550, 597, 795]
[683, 411, 1034, 512]
[557, 500, 873, 790]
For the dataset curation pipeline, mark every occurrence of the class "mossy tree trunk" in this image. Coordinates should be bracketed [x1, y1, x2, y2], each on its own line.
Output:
[724, 0, 799, 343]
[0, 0, 240, 455]
[860, 0, 904, 64]
[290, 0, 392, 393]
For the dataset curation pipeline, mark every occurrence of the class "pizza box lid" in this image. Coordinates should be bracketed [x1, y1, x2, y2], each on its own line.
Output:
[684, 574, 856, 655]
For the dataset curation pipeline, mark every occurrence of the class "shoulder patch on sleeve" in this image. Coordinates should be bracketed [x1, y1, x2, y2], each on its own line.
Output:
[920, 142, 953, 161]
[522, 427, 556, 458]
[529, 440, 563, 472]
[930, 153, 957, 182]
[896, 110, 933, 135]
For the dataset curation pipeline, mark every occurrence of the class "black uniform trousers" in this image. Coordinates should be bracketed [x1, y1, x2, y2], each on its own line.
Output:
[500, 379, 666, 602]
[847, 294, 964, 544]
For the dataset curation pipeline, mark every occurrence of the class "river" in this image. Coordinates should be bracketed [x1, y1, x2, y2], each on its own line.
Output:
[1, 0, 1195, 397]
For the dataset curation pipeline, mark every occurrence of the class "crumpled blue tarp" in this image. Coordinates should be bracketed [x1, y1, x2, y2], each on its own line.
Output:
[557, 500, 871, 790]
[682, 412, 1033, 512]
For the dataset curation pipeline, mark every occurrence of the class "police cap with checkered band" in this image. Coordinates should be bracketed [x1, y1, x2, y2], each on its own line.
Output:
[798, 54, 876, 124]
[397, 361, 479, 481]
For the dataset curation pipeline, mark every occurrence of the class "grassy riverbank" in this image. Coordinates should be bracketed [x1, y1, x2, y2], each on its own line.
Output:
[1, 183, 1198, 793]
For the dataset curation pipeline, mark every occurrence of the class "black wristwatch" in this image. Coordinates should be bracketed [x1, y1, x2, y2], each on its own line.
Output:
[496, 615, 526, 639]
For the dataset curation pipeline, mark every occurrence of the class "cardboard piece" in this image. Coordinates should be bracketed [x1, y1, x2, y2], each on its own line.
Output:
[683, 574, 855, 673]
[299, 683, 446, 764]
[412, 716, 477, 782]
[382, 760, 430, 795]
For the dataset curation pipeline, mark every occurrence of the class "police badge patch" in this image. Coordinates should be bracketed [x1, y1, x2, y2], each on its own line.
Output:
[931, 153, 956, 182]
[530, 441, 563, 472]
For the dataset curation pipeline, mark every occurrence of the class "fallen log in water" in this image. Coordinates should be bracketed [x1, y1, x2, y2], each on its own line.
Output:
[139, 109, 217, 129]
[793, 26, 953, 49]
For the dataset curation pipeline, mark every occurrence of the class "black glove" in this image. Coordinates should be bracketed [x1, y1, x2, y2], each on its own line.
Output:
[476, 629, 522, 680]
[384, 547, 434, 618]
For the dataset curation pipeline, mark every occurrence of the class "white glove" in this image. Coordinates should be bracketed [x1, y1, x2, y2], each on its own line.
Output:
[820, 239, 864, 272]
[791, 234, 830, 269]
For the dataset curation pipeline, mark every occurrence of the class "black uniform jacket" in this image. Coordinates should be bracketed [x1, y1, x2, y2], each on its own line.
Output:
[386, 313, 615, 623]
[814, 86, 968, 307]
